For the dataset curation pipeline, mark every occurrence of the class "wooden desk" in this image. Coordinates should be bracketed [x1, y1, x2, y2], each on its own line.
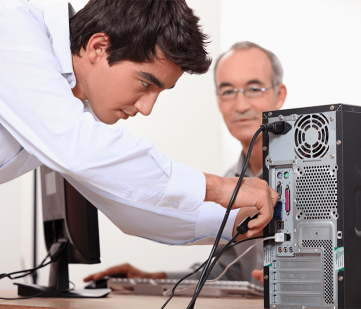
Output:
[0, 291, 263, 309]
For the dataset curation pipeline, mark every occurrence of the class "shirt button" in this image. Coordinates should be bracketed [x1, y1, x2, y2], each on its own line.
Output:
[123, 190, 132, 198]
[172, 201, 180, 209]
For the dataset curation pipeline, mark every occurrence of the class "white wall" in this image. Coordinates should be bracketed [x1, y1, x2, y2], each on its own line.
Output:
[220, 0, 361, 166]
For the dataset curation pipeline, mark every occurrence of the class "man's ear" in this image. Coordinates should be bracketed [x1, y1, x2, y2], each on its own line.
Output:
[275, 83, 287, 110]
[85, 33, 110, 64]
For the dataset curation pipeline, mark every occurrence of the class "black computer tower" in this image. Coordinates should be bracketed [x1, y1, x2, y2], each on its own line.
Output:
[262, 104, 361, 309]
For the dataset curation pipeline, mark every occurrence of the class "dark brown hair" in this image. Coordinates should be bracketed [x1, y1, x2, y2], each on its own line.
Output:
[70, 0, 211, 74]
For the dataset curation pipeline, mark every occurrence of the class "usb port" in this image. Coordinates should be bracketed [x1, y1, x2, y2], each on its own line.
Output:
[285, 185, 290, 213]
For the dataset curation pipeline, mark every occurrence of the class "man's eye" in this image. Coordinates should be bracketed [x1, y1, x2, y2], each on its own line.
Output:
[142, 81, 150, 89]
[247, 87, 261, 93]
[221, 89, 235, 96]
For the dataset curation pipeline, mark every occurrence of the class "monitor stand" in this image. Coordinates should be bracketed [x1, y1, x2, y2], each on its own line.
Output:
[15, 241, 111, 298]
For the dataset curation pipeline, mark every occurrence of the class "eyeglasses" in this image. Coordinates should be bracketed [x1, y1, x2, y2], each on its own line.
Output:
[216, 85, 278, 100]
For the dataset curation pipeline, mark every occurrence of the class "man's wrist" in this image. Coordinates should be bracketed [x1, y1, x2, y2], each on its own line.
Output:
[204, 173, 224, 205]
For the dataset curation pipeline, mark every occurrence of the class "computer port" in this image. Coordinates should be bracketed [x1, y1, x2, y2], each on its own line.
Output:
[277, 172, 283, 179]
[273, 201, 282, 220]
[286, 233, 291, 241]
[284, 247, 288, 253]
[285, 185, 290, 214]
[276, 182, 282, 200]
[278, 247, 283, 253]
[289, 247, 294, 253]
[277, 220, 284, 230]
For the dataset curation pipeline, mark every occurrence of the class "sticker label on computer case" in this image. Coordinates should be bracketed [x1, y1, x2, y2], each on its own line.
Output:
[334, 247, 344, 271]
[264, 245, 272, 266]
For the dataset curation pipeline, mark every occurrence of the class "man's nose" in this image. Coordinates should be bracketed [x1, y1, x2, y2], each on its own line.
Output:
[234, 92, 251, 113]
[136, 93, 159, 116]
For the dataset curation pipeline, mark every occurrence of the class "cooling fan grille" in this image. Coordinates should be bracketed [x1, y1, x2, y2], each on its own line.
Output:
[294, 113, 329, 159]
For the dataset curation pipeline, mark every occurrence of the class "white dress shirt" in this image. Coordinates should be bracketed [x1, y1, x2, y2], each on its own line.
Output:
[0, 0, 238, 245]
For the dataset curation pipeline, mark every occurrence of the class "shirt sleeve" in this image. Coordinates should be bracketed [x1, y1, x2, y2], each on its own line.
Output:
[0, 2, 238, 245]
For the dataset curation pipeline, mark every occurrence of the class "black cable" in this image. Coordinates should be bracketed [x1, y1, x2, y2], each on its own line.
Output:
[161, 235, 264, 308]
[0, 251, 52, 281]
[32, 168, 38, 285]
[186, 125, 265, 309]
[186, 121, 288, 308]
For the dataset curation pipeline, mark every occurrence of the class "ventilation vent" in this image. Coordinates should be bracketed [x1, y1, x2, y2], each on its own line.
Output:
[295, 165, 337, 220]
[302, 240, 333, 304]
[294, 113, 329, 159]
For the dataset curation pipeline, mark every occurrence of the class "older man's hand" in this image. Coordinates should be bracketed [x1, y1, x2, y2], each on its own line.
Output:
[205, 174, 278, 236]
[83, 263, 167, 283]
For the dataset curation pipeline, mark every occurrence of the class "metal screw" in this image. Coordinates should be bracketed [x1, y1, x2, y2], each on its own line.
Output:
[314, 249, 318, 253]
[293, 229, 297, 233]
[271, 305, 276, 308]
[330, 105, 335, 111]
[339, 276, 343, 281]
[330, 154, 335, 159]
[330, 116, 334, 121]
[279, 115, 283, 120]
[336, 140, 341, 145]
[293, 199, 297, 203]
[297, 249, 301, 253]
[294, 243, 297, 247]
[268, 112, 272, 117]
[269, 158, 273, 163]
[263, 146, 268, 151]
[302, 306, 305, 309]
[264, 275, 269, 280]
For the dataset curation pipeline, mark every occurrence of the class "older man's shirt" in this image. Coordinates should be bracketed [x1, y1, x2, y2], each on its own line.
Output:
[0, 0, 238, 245]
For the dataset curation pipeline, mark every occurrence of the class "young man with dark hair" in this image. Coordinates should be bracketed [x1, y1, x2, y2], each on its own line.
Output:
[0, 0, 277, 246]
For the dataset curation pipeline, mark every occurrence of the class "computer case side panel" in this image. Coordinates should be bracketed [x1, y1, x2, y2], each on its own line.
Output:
[335, 109, 345, 309]
[340, 109, 361, 309]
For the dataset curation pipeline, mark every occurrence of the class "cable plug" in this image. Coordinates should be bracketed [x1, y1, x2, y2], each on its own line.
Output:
[236, 212, 260, 235]
[261, 121, 292, 135]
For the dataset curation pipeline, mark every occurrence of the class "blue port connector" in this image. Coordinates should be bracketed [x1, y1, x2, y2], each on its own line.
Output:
[273, 201, 282, 220]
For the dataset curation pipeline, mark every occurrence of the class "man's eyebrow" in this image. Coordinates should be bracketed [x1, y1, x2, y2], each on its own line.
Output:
[218, 82, 233, 89]
[138, 71, 164, 89]
[246, 79, 263, 86]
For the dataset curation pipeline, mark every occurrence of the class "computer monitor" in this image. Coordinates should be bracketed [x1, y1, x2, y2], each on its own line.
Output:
[15, 165, 111, 298]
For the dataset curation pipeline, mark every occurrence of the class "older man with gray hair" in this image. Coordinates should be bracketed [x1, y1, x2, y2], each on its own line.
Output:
[84, 41, 287, 286]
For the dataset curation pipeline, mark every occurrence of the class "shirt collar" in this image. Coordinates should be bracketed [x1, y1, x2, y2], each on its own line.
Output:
[44, 2, 76, 88]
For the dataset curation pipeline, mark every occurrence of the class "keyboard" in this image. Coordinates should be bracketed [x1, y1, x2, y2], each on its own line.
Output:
[108, 278, 263, 297]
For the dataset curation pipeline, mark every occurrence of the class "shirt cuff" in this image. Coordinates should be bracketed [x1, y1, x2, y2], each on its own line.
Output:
[158, 160, 206, 212]
[189, 203, 240, 245]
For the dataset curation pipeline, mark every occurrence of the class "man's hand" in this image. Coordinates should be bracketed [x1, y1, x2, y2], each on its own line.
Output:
[83, 263, 167, 282]
[251, 269, 264, 285]
[205, 174, 278, 236]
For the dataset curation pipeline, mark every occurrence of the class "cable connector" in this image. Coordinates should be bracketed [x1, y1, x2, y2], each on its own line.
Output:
[275, 233, 285, 242]
[261, 121, 292, 135]
[236, 212, 259, 235]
